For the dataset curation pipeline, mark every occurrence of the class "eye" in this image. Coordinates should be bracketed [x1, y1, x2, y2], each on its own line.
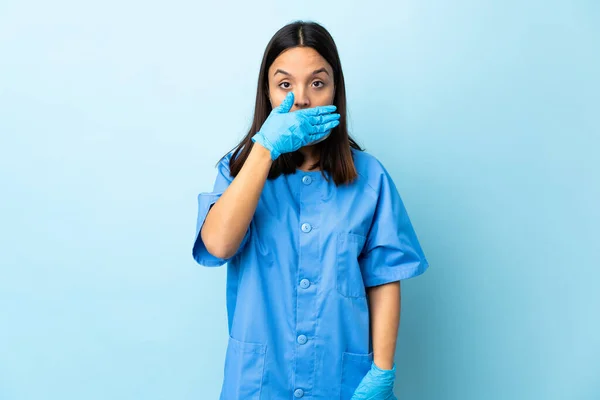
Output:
[279, 82, 291, 89]
[313, 81, 325, 88]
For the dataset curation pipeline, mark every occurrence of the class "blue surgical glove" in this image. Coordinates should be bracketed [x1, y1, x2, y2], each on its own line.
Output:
[351, 362, 397, 400]
[251, 91, 340, 160]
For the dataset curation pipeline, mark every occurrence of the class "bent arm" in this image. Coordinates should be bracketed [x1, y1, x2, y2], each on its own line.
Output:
[201, 144, 272, 259]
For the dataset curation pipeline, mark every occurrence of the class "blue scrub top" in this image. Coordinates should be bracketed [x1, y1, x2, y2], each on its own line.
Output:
[193, 147, 429, 400]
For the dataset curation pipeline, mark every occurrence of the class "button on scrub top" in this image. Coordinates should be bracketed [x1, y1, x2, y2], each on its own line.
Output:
[192, 147, 429, 400]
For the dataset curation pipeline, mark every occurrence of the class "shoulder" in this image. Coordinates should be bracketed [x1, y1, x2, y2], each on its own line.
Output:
[216, 149, 238, 172]
[350, 147, 395, 196]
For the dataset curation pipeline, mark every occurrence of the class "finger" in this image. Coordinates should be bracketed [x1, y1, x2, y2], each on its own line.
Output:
[308, 113, 340, 125]
[310, 119, 340, 133]
[274, 92, 294, 113]
[298, 104, 337, 116]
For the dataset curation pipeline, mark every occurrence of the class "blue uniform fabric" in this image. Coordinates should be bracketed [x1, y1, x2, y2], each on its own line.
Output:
[193, 147, 429, 399]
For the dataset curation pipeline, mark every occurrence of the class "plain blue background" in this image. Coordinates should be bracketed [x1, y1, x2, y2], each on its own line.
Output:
[1, 1, 598, 399]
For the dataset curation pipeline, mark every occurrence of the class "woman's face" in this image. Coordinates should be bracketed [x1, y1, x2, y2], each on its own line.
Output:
[267, 46, 335, 113]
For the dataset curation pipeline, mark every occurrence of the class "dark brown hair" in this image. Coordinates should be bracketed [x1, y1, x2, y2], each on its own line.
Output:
[220, 20, 364, 186]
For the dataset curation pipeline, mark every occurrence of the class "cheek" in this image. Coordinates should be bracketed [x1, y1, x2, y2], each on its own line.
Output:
[314, 87, 335, 105]
[269, 92, 286, 108]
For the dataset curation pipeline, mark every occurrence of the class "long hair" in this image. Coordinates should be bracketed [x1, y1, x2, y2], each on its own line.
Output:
[222, 20, 364, 186]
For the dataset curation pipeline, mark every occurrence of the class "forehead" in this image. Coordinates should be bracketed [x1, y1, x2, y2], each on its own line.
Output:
[269, 47, 332, 75]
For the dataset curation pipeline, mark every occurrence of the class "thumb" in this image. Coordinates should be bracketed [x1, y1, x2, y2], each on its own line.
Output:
[274, 91, 294, 113]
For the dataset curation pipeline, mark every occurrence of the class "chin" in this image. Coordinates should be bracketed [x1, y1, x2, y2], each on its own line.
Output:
[309, 132, 332, 146]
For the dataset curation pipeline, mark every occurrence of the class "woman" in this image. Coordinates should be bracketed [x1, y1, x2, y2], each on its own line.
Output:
[193, 20, 429, 400]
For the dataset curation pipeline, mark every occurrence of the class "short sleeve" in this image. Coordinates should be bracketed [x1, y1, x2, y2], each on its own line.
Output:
[192, 153, 251, 267]
[359, 166, 429, 286]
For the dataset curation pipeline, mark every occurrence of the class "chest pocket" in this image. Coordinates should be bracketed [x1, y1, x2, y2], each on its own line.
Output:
[336, 232, 367, 298]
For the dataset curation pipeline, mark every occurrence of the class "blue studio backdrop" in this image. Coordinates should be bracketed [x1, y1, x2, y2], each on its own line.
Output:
[0, 1, 598, 399]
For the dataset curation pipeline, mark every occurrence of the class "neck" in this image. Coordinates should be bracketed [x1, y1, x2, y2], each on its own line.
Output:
[298, 146, 320, 170]
[299, 146, 318, 162]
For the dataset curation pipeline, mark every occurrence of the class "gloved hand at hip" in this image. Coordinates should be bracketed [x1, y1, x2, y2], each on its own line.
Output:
[251, 91, 340, 160]
[351, 362, 398, 400]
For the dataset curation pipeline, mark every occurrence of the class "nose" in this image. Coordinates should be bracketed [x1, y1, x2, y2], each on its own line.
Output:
[292, 90, 310, 110]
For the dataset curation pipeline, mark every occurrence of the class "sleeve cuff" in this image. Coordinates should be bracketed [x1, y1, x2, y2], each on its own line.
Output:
[363, 259, 429, 287]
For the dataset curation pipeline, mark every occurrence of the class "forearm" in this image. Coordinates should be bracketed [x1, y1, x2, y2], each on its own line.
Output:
[367, 281, 401, 370]
[201, 143, 272, 259]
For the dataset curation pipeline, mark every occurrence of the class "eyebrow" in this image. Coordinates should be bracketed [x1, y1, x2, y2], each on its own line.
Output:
[274, 67, 330, 77]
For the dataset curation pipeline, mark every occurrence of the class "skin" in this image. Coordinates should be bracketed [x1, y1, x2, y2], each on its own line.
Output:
[266, 46, 335, 170]
[368, 282, 401, 371]
[267, 47, 402, 372]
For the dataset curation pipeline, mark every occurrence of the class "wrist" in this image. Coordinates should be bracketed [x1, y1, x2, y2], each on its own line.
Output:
[373, 357, 395, 371]
[373, 360, 396, 373]
[251, 134, 279, 160]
